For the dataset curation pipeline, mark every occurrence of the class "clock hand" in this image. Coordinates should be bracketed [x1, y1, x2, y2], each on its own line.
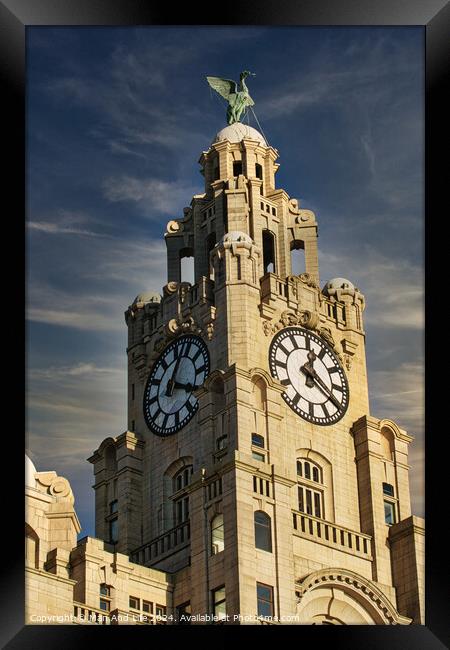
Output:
[308, 369, 341, 410]
[166, 345, 184, 397]
[300, 350, 317, 388]
[173, 381, 197, 392]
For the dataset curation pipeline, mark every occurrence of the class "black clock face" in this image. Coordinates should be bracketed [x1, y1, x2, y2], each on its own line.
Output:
[143, 335, 210, 437]
[269, 327, 349, 425]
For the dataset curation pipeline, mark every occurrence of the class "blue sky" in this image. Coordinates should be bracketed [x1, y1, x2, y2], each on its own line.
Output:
[26, 26, 424, 537]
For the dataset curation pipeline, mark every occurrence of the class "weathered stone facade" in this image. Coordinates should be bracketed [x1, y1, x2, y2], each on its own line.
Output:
[26, 122, 424, 625]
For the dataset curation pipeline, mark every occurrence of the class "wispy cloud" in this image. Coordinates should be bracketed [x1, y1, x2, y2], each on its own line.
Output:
[27, 221, 110, 238]
[27, 235, 167, 331]
[102, 175, 200, 216]
[319, 247, 424, 330]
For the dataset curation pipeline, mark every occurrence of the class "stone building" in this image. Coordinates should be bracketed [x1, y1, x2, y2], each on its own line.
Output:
[26, 121, 424, 625]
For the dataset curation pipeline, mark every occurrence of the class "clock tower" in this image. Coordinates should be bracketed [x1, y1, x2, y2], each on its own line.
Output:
[89, 116, 424, 625]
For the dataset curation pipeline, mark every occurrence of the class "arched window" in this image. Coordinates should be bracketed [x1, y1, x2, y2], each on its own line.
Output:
[211, 514, 224, 555]
[296, 459, 324, 519]
[262, 230, 276, 274]
[254, 510, 272, 552]
[173, 465, 193, 525]
[255, 163, 263, 194]
[206, 232, 216, 279]
[180, 248, 194, 284]
[290, 240, 305, 275]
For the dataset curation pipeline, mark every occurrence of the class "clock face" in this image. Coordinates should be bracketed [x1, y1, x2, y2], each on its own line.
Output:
[143, 334, 210, 437]
[269, 326, 349, 425]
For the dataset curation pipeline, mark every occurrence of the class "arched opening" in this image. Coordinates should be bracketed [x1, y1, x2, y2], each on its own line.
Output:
[172, 465, 193, 526]
[291, 240, 306, 275]
[180, 248, 195, 284]
[380, 427, 395, 461]
[206, 232, 216, 279]
[251, 377, 267, 410]
[254, 511, 272, 552]
[262, 230, 276, 274]
[255, 163, 263, 194]
[104, 444, 117, 475]
[233, 160, 243, 177]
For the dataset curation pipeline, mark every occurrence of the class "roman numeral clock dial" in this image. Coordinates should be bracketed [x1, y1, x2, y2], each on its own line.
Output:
[269, 327, 349, 425]
[143, 335, 210, 437]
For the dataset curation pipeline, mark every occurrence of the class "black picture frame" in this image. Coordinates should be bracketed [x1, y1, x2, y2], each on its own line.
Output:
[4, 0, 448, 647]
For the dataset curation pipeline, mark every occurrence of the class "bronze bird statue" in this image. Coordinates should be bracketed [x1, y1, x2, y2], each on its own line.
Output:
[206, 71, 256, 125]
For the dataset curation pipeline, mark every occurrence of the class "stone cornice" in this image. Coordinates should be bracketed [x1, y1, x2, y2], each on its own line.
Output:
[26, 565, 77, 586]
[388, 515, 425, 543]
[45, 509, 81, 533]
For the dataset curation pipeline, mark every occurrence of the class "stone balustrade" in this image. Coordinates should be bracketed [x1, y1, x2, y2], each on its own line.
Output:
[292, 510, 372, 561]
[130, 519, 190, 566]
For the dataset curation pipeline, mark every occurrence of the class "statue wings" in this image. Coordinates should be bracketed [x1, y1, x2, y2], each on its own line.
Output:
[206, 75, 255, 107]
[206, 76, 237, 101]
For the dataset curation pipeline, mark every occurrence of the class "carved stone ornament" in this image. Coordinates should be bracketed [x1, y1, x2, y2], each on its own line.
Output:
[166, 220, 183, 233]
[286, 274, 319, 296]
[165, 315, 202, 338]
[263, 309, 320, 336]
[263, 313, 345, 367]
[205, 321, 215, 340]
[298, 272, 319, 288]
[163, 281, 179, 296]
[318, 326, 335, 348]
[35, 471, 73, 503]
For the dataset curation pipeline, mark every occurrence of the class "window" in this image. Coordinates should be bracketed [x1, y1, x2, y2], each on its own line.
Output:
[100, 584, 111, 612]
[110, 500, 118, 514]
[383, 482, 394, 497]
[257, 583, 274, 618]
[211, 514, 224, 555]
[251, 433, 266, 462]
[254, 511, 272, 552]
[176, 601, 191, 625]
[252, 433, 264, 448]
[217, 435, 228, 450]
[180, 251, 195, 284]
[298, 485, 323, 518]
[109, 518, 118, 544]
[233, 161, 243, 176]
[129, 596, 140, 610]
[384, 501, 396, 525]
[173, 465, 193, 525]
[131, 383, 135, 400]
[155, 604, 167, 624]
[297, 458, 324, 519]
[252, 451, 265, 462]
[262, 230, 276, 274]
[290, 241, 305, 275]
[212, 586, 226, 621]
[143, 601, 153, 614]
[206, 232, 216, 279]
